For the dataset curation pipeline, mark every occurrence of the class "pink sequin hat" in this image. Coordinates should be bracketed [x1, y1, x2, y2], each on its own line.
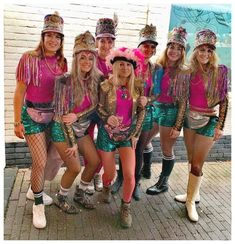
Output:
[42, 11, 64, 36]
[73, 31, 96, 55]
[167, 26, 187, 49]
[95, 14, 118, 39]
[106, 47, 139, 69]
[194, 29, 217, 50]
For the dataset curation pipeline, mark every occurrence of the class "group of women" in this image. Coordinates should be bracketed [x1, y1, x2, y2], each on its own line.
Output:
[13, 11, 229, 229]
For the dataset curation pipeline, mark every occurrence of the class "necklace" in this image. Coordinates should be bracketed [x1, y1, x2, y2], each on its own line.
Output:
[120, 86, 128, 99]
[44, 56, 61, 76]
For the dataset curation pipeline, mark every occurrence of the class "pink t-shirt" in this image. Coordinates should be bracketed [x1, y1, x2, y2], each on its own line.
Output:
[97, 55, 111, 79]
[157, 71, 174, 103]
[73, 94, 92, 114]
[189, 72, 208, 108]
[17, 54, 66, 103]
[115, 87, 133, 126]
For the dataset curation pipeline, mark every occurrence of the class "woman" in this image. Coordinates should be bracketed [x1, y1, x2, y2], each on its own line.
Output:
[146, 27, 191, 195]
[174, 29, 228, 222]
[111, 24, 158, 201]
[52, 31, 102, 213]
[14, 12, 67, 229]
[85, 16, 117, 194]
[96, 47, 146, 228]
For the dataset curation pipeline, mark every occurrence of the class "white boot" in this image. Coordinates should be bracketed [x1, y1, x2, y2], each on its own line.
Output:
[32, 204, 46, 229]
[185, 173, 202, 222]
[174, 164, 200, 203]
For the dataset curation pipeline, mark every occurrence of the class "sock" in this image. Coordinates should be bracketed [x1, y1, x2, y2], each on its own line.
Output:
[34, 191, 43, 205]
[79, 179, 90, 191]
[59, 185, 70, 196]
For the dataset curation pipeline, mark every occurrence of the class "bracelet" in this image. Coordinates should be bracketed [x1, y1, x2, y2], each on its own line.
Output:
[14, 121, 22, 127]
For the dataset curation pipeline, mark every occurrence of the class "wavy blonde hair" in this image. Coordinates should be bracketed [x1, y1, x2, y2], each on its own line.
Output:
[71, 51, 102, 107]
[111, 61, 138, 99]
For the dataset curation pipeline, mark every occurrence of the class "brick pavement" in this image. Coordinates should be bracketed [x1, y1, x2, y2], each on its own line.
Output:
[4, 161, 231, 240]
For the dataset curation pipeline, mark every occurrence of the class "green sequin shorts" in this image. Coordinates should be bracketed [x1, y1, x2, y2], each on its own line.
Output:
[142, 105, 156, 131]
[96, 126, 132, 152]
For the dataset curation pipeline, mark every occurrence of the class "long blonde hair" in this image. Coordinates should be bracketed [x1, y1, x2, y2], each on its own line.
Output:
[111, 61, 138, 99]
[71, 51, 102, 107]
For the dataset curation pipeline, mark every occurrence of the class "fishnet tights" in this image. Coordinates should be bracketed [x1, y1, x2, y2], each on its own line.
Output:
[25, 132, 47, 193]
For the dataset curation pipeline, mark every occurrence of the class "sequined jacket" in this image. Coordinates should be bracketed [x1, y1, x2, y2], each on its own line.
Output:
[152, 64, 191, 131]
[97, 78, 146, 139]
[190, 65, 229, 130]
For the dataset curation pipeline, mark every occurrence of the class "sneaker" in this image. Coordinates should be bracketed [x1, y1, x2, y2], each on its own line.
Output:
[94, 174, 103, 192]
[32, 204, 46, 229]
[85, 181, 95, 195]
[54, 193, 79, 214]
[74, 187, 96, 209]
[26, 187, 53, 205]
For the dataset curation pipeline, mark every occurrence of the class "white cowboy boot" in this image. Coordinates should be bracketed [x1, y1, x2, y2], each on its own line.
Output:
[185, 172, 202, 222]
[174, 164, 200, 203]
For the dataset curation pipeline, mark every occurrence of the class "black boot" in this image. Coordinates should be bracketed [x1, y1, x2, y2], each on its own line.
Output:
[142, 151, 153, 179]
[146, 156, 175, 195]
[111, 159, 123, 194]
[132, 183, 141, 201]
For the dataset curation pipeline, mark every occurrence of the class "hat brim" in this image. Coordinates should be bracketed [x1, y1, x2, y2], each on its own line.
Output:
[42, 30, 64, 36]
[96, 33, 116, 39]
[138, 40, 158, 48]
[194, 43, 216, 50]
[74, 49, 97, 56]
[167, 41, 186, 49]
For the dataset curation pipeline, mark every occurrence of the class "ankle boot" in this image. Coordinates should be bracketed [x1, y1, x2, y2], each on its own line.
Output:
[120, 200, 132, 228]
[111, 159, 123, 194]
[185, 173, 202, 222]
[174, 164, 200, 203]
[103, 185, 112, 203]
[142, 151, 152, 179]
[132, 183, 141, 201]
[146, 175, 169, 195]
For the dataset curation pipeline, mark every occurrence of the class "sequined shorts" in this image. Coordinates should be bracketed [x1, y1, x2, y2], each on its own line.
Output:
[153, 102, 178, 127]
[96, 126, 132, 152]
[21, 106, 52, 135]
[142, 105, 155, 131]
[184, 116, 218, 137]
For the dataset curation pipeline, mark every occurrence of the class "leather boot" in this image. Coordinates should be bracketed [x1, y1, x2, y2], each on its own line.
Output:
[146, 175, 169, 195]
[103, 185, 112, 203]
[146, 156, 174, 195]
[174, 164, 200, 203]
[185, 173, 202, 222]
[120, 200, 132, 228]
[142, 151, 152, 179]
[132, 183, 141, 201]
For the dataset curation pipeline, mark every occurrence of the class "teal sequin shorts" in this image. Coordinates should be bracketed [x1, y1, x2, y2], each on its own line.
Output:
[142, 105, 156, 131]
[184, 116, 218, 137]
[96, 126, 132, 152]
[21, 106, 52, 135]
[153, 102, 178, 127]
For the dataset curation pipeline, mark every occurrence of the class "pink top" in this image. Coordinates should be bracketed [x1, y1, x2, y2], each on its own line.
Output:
[17, 54, 66, 103]
[116, 87, 133, 126]
[189, 72, 208, 108]
[157, 71, 174, 103]
[73, 94, 92, 114]
[97, 55, 111, 79]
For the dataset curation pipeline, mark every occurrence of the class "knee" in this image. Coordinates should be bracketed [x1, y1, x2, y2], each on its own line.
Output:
[191, 164, 202, 176]
[123, 173, 135, 185]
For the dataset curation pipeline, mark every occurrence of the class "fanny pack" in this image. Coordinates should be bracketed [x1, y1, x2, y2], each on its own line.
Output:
[27, 107, 54, 124]
[186, 110, 210, 129]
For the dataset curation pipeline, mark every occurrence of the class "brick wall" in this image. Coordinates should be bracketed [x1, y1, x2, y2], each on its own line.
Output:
[5, 135, 231, 168]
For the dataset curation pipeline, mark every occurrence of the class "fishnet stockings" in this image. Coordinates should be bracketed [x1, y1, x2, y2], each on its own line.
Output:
[25, 132, 47, 193]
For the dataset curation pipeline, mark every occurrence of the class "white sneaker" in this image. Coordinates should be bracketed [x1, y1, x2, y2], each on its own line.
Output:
[85, 181, 95, 195]
[26, 187, 53, 205]
[94, 174, 103, 192]
[32, 204, 46, 229]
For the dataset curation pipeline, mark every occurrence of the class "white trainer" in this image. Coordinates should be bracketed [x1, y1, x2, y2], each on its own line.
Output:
[26, 187, 53, 205]
[85, 181, 95, 195]
[32, 204, 46, 229]
[94, 174, 103, 192]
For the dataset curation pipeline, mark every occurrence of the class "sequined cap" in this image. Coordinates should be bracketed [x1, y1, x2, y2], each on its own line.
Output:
[167, 26, 187, 48]
[138, 24, 158, 47]
[194, 29, 217, 50]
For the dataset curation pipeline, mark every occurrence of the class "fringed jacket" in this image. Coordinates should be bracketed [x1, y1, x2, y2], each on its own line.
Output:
[192, 64, 229, 130]
[151, 64, 191, 131]
[97, 78, 146, 139]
